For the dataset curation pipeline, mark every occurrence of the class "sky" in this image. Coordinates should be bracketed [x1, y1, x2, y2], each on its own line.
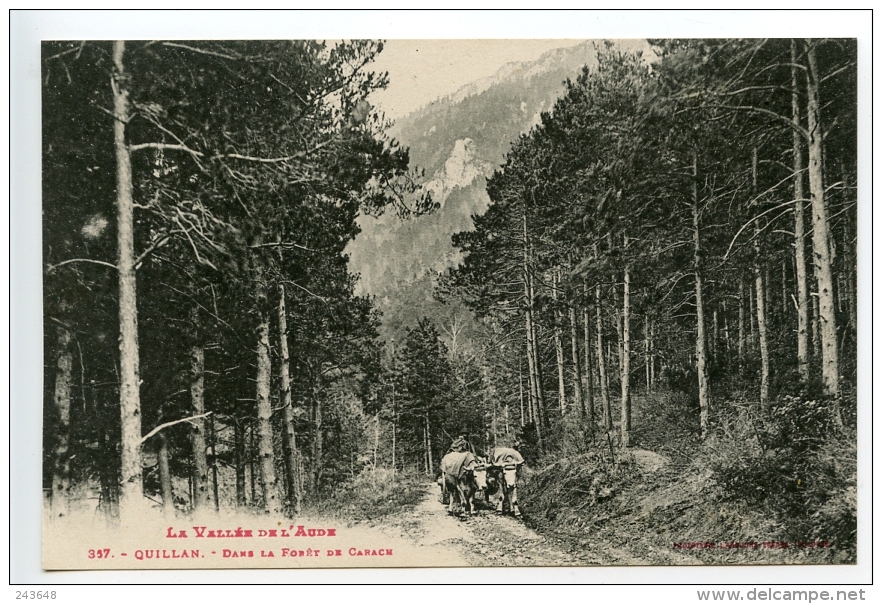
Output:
[368, 39, 586, 120]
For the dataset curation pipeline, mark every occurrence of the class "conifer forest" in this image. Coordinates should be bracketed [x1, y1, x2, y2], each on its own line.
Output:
[42, 39, 858, 564]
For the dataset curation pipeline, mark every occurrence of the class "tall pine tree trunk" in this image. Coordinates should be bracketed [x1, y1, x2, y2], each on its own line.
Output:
[157, 432, 174, 517]
[569, 304, 584, 419]
[753, 148, 771, 413]
[738, 277, 746, 370]
[112, 40, 143, 523]
[425, 412, 434, 475]
[189, 321, 213, 512]
[51, 322, 73, 519]
[756, 272, 771, 411]
[582, 296, 595, 422]
[255, 272, 279, 514]
[693, 153, 711, 439]
[552, 269, 567, 416]
[311, 394, 323, 491]
[620, 261, 632, 448]
[523, 210, 546, 442]
[519, 359, 526, 426]
[234, 420, 247, 508]
[594, 261, 612, 431]
[649, 319, 657, 390]
[805, 39, 842, 415]
[644, 316, 651, 393]
[277, 284, 301, 514]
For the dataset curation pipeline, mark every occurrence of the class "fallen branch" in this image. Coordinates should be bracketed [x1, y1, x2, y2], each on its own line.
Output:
[141, 412, 212, 444]
[46, 258, 117, 273]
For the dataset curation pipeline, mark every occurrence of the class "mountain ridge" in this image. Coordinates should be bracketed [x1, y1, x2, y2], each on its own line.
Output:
[347, 40, 649, 344]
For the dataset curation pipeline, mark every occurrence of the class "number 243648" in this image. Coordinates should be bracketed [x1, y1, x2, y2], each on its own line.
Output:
[15, 592, 56, 599]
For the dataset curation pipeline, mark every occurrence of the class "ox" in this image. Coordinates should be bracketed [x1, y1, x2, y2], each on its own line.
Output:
[440, 451, 481, 516]
[486, 447, 524, 517]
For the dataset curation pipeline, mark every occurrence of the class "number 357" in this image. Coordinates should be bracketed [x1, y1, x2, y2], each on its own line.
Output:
[88, 549, 110, 559]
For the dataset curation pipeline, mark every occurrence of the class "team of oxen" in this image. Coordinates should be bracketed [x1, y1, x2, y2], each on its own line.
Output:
[438, 442, 525, 518]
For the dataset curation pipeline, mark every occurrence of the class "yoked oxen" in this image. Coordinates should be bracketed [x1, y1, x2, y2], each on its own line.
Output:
[486, 447, 524, 517]
[440, 450, 482, 516]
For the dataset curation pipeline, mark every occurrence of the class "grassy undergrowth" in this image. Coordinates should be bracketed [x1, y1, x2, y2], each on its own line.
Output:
[518, 391, 857, 564]
[306, 468, 425, 524]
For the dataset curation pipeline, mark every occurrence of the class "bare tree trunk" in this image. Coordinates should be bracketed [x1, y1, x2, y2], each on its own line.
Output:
[595, 277, 612, 431]
[391, 387, 397, 479]
[249, 422, 257, 505]
[234, 420, 247, 508]
[756, 272, 771, 412]
[425, 413, 434, 475]
[157, 432, 174, 517]
[805, 39, 842, 415]
[582, 295, 595, 421]
[98, 414, 119, 521]
[277, 284, 301, 514]
[311, 394, 323, 491]
[51, 322, 73, 519]
[693, 153, 711, 440]
[255, 275, 279, 514]
[722, 302, 731, 355]
[749, 271, 757, 346]
[811, 292, 822, 362]
[518, 359, 526, 427]
[523, 210, 545, 445]
[644, 316, 651, 393]
[569, 304, 585, 419]
[621, 261, 632, 448]
[552, 269, 567, 416]
[649, 319, 656, 390]
[753, 148, 771, 413]
[782, 261, 789, 324]
[738, 277, 746, 370]
[209, 414, 219, 511]
[112, 40, 143, 522]
[840, 198, 857, 336]
[189, 324, 213, 511]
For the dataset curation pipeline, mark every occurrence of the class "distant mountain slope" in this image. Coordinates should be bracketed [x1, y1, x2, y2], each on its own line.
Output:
[389, 40, 648, 179]
[347, 40, 649, 343]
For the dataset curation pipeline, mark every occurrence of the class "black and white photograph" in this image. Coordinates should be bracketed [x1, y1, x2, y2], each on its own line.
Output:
[29, 23, 864, 575]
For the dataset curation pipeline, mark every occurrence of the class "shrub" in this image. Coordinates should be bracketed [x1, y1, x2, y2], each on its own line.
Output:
[710, 394, 856, 561]
[309, 467, 424, 522]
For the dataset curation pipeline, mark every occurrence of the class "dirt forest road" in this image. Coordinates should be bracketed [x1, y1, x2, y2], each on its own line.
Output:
[363, 482, 700, 567]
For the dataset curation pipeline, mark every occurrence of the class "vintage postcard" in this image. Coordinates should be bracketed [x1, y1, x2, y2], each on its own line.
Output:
[41, 36, 859, 571]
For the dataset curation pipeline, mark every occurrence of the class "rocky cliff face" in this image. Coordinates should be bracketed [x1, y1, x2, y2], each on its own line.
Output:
[346, 40, 648, 342]
[423, 138, 494, 208]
